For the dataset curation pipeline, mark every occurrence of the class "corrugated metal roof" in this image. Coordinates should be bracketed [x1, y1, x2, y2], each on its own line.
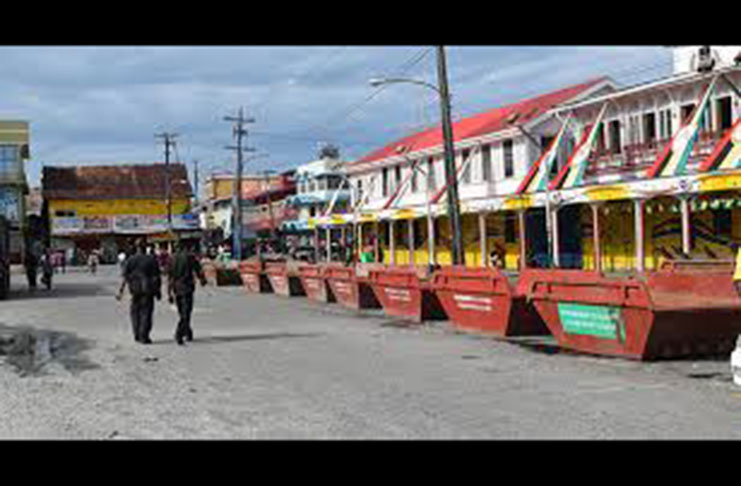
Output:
[352, 77, 609, 166]
[42, 163, 193, 200]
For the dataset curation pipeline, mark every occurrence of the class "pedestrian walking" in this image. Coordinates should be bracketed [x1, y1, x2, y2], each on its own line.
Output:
[117, 248, 128, 274]
[24, 244, 38, 292]
[116, 239, 162, 344]
[167, 239, 207, 345]
[40, 248, 53, 291]
[87, 250, 99, 275]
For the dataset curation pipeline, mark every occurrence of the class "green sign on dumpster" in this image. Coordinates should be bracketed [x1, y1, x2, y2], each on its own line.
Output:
[557, 302, 625, 340]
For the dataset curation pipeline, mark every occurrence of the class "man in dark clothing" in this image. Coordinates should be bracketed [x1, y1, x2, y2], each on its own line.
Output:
[167, 240, 207, 345]
[24, 245, 38, 292]
[116, 239, 161, 344]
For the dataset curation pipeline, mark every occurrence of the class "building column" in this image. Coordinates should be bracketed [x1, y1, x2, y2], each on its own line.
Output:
[551, 206, 560, 268]
[326, 228, 331, 263]
[634, 199, 645, 272]
[389, 220, 396, 266]
[518, 210, 527, 270]
[313, 227, 319, 262]
[340, 225, 346, 249]
[427, 215, 436, 266]
[680, 196, 691, 257]
[373, 221, 380, 263]
[357, 223, 363, 258]
[479, 211, 487, 268]
[591, 203, 601, 273]
[408, 219, 415, 267]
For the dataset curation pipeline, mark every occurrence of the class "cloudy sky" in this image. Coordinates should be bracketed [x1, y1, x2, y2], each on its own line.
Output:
[0, 46, 673, 190]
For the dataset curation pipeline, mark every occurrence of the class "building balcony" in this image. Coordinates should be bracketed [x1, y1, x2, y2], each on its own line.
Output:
[584, 129, 726, 179]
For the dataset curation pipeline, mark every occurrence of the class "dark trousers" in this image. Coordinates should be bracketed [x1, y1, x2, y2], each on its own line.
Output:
[175, 292, 194, 340]
[130, 293, 155, 341]
[26, 267, 37, 290]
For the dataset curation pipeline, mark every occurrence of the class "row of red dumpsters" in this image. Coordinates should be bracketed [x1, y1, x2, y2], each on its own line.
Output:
[201, 258, 741, 361]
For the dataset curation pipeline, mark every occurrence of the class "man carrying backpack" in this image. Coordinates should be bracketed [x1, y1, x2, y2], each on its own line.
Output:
[116, 238, 162, 344]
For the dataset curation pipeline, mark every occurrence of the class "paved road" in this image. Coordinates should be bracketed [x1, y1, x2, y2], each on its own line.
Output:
[0, 265, 739, 439]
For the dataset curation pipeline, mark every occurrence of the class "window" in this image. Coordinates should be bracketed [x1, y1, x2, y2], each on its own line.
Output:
[627, 115, 640, 146]
[382, 168, 389, 197]
[427, 157, 436, 191]
[643, 112, 657, 145]
[503, 140, 514, 178]
[461, 149, 471, 184]
[681, 104, 696, 125]
[504, 214, 516, 244]
[481, 144, 492, 182]
[0, 145, 19, 173]
[410, 162, 418, 193]
[357, 179, 363, 202]
[717, 96, 733, 131]
[594, 124, 606, 153]
[608, 120, 622, 154]
[394, 165, 401, 194]
[659, 109, 674, 140]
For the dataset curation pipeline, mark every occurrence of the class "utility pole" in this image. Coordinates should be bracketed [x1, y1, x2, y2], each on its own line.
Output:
[224, 107, 256, 261]
[193, 159, 199, 205]
[436, 45, 464, 266]
[155, 132, 178, 232]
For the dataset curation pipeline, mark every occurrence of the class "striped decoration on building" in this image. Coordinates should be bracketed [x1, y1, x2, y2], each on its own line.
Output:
[699, 118, 741, 172]
[515, 115, 571, 194]
[647, 76, 719, 178]
[551, 103, 608, 190]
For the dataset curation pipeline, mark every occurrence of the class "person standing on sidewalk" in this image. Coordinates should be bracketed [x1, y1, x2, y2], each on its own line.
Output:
[116, 239, 162, 344]
[167, 239, 207, 345]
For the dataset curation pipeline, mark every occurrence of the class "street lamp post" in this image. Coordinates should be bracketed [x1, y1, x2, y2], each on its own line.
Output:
[369, 45, 464, 266]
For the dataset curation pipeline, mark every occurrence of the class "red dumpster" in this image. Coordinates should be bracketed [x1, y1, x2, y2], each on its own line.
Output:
[264, 261, 306, 297]
[659, 258, 735, 272]
[432, 266, 548, 337]
[298, 263, 335, 303]
[202, 260, 242, 286]
[367, 265, 446, 323]
[238, 260, 272, 293]
[525, 268, 741, 360]
[325, 263, 382, 311]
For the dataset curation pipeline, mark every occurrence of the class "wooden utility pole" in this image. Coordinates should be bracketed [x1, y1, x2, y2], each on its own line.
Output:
[436, 45, 464, 266]
[155, 132, 178, 231]
[224, 108, 255, 261]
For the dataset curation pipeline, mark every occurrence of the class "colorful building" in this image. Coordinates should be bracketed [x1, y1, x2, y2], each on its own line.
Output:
[0, 120, 31, 262]
[199, 172, 284, 245]
[283, 152, 351, 258]
[42, 163, 197, 262]
[322, 46, 741, 273]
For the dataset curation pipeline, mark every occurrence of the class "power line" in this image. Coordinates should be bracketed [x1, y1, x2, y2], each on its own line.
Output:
[306, 47, 434, 141]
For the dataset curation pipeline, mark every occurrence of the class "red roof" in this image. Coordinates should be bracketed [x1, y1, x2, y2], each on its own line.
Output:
[353, 77, 608, 166]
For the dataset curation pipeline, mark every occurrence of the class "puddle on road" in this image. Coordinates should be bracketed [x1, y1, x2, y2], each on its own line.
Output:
[0, 324, 98, 377]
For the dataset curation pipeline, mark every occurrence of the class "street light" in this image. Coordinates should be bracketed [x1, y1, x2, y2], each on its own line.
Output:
[368, 46, 464, 266]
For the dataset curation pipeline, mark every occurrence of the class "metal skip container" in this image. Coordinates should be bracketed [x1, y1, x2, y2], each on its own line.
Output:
[298, 263, 335, 304]
[238, 260, 272, 293]
[264, 261, 306, 297]
[432, 267, 548, 337]
[525, 268, 741, 360]
[367, 265, 447, 323]
[325, 263, 382, 311]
